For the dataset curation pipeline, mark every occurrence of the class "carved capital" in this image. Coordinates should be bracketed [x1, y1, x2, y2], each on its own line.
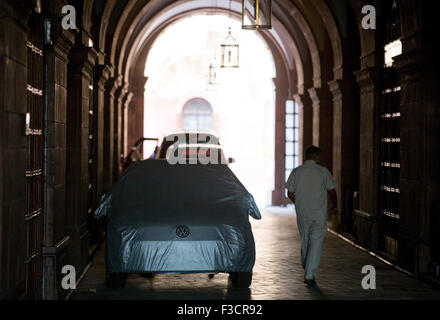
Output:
[105, 74, 123, 97]
[129, 76, 149, 96]
[114, 80, 129, 104]
[122, 92, 134, 109]
[68, 45, 98, 77]
[328, 79, 355, 100]
[307, 87, 321, 105]
[94, 64, 112, 90]
[354, 67, 380, 93]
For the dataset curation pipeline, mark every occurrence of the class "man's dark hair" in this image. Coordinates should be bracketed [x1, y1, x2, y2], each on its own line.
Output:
[305, 145, 322, 159]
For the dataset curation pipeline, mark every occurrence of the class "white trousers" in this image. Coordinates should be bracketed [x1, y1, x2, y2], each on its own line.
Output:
[296, 211, 327, 280]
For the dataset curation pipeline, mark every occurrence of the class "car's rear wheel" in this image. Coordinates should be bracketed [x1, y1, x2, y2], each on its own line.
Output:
[139, 272, 155, 279]
[229, 272, 252, 288]
[106, 273, 127, 288]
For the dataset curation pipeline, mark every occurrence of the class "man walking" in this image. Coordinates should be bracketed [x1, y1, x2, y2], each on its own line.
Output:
[285, 145, 337, 287]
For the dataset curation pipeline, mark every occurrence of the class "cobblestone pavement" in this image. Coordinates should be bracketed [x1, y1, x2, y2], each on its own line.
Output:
[71, 207, 440, 300]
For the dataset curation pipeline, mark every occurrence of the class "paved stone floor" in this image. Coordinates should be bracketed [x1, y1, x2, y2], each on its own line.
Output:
[71, 207, 440, 300]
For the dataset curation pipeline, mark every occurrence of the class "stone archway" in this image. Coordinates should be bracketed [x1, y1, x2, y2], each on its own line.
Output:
[125, 6, 295, 205]
[96, 0, 360, 211]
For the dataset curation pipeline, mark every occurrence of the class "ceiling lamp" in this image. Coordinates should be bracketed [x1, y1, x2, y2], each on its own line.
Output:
[208, 60, 221, 85]
[220, 27, 240, 68]
[242, 0, 272, 30]
[221, 0, 239, 68]
[220, 27, 239, 68]
[208, 1, 221, 85]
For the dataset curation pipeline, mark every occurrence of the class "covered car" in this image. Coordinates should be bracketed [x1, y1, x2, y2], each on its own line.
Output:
[166, 143, 235, 165]
[94, 159, 261, 288]
[156, 131, 220, 159]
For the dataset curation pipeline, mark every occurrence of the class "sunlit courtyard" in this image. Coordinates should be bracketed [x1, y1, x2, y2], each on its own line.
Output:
[143, 14, 276, 206]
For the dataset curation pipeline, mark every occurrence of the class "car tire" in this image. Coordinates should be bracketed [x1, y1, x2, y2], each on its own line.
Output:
[106, 273, 127, 288]
[229, 272, 252, 288]
[139, 272, 155, 279]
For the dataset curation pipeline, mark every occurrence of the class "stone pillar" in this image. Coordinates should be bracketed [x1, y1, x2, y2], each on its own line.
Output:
[293, 93, 313, 165]
[103, 74, 120, 192]
[65, 43, 97, 278]
[353, 66, 380, 250]
[121, 91, 133, 157]
[271, 76, 289, 206]
[113, 81, 128, 182]
[128, 76, 148, 152]
[395, 0, 440, 274]
[307, 87, 334, 171]
[328, 79, 360, 233]
[93, 64, 111, 204]
[42, 19, 76, 300]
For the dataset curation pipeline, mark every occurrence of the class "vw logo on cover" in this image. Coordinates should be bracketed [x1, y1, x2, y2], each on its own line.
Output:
[176, 225, 190, 238]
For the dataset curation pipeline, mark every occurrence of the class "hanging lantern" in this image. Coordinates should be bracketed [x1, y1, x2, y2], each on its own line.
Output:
[242, 0, 272, 30]
[208, 61, 221, 85]
[207, 2, 220, 86]
[220, 27, 239, 68]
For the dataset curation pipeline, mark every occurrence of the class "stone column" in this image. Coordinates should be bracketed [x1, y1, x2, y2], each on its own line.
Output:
[328, 78, 360, 233]
[42, 19, 76, 301]
[65, 43, 97, 278]
[353, 66, 380, 250]
[308, 87, 334, 171]
[271, 76, 289, 206]
[93, 64, 111, 204]
[128, 76, 148, 152]
[113, 81, 128, 183]
[121, 91, 133, 157]
[103, 74, 120, 192]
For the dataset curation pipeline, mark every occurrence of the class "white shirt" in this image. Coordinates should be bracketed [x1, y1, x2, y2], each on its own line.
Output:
[285, 160, 336, 218]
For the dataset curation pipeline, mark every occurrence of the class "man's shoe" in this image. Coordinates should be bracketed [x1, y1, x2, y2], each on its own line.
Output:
[303, 276, 315, 283]
[304, 277, 316, 287]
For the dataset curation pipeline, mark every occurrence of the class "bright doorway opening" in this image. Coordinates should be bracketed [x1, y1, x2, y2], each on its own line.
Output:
[144, 13, 276, 206]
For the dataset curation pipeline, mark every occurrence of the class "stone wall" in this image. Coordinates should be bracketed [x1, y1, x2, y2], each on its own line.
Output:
[0, 0, 31, 300]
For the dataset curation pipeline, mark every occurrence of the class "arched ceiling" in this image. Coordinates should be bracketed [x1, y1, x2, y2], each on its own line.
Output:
[95, 0, 348, 94]
[123, 5, 299, 82]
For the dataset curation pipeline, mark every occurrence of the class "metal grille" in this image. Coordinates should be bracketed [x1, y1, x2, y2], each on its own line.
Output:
[25, 12, 44, 299]
[378, 0, 401, 258]
[88, 79, 98, 244]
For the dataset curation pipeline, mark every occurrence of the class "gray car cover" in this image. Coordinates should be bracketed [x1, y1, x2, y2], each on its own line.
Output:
[94, 160, 261, 274]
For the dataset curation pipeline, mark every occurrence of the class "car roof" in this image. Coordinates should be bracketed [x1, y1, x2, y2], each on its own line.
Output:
[176, 143, 223, 149]
[165, 131, 219, 138]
